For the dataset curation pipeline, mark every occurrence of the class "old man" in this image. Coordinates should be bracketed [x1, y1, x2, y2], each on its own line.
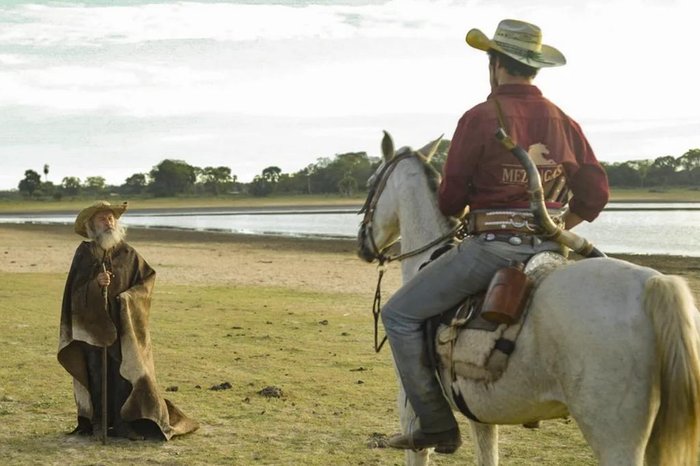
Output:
[58, 201, 198, 440]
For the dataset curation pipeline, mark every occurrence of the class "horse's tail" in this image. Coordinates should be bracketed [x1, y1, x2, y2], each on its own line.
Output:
[644, 274, 700, 465]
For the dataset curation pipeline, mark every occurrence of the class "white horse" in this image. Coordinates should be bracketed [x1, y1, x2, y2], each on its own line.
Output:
[357, 132, 700, 466]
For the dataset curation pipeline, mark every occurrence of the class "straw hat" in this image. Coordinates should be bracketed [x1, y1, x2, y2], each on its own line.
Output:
[74, 201, 128, 237]
[466, 19, 566, 68]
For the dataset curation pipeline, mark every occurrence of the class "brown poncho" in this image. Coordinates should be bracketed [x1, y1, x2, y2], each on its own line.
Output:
[58, 240, 198, 440]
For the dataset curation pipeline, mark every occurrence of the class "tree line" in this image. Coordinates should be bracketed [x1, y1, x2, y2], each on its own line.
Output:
[601, 149, 700, 187]
[13, 144, 700, 199]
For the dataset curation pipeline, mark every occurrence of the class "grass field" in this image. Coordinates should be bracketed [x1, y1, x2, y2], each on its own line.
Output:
[1, 221, 698, 465]
[0, 224, 618, 465]
[0, 271, 597, 465]
[607, 187, 699, 202]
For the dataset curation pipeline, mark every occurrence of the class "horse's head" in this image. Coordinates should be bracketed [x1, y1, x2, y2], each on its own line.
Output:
[356, 131, 442, 263]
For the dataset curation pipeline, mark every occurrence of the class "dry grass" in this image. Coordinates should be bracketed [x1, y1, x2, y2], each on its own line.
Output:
[607, 187, 700, 202]
[0, 272, 596, 465]
[1, 224, 698, 465]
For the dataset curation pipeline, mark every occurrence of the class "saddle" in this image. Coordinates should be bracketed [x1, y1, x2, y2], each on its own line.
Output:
[425, 251, 568, 383]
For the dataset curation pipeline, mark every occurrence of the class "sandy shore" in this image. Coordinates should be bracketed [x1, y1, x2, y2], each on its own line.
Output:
[1, 223, 698, 297]
[0, 223, 403, 295]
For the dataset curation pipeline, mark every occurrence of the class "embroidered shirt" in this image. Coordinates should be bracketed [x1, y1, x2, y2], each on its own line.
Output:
[438, 84, 609, 222]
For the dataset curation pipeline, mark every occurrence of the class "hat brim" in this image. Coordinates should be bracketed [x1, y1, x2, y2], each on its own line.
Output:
[466, 28, 566, 68]
[74, 202, 128, 237]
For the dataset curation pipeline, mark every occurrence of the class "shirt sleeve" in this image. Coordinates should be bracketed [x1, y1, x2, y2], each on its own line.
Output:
[565, 121, 610, 222]
[438, 112, 483, 217]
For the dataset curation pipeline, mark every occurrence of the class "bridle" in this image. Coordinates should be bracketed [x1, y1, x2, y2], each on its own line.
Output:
[358, 149, 463, 265]
[358, 148, 465, 352]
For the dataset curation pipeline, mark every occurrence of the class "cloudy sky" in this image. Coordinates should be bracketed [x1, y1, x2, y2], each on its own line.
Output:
[1, 0, 699, 190]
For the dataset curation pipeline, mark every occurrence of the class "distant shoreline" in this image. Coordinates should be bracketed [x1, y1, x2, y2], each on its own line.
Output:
[0, 187, 698, 215]
[1, 199, 699, 217]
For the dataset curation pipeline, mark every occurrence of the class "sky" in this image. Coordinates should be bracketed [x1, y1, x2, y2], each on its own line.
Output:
[1, 0, 699, 190]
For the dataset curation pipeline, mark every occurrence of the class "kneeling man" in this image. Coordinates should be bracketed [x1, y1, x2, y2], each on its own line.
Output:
[58, 201, 199, 440]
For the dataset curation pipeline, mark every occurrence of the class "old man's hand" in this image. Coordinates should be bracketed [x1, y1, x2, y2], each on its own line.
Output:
[97, 271, 112, 287]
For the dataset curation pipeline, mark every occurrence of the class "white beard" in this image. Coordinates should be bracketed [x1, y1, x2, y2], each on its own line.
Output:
[86, 221, 126, 251]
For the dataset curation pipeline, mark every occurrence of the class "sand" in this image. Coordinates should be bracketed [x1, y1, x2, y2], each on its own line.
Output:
[1, 223, 698, 297]
[0, 223, 403, 295]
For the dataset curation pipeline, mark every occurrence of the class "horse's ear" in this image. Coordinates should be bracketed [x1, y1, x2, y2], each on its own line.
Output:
[416, 134, 444, 161]
[381, 130, 395, 161]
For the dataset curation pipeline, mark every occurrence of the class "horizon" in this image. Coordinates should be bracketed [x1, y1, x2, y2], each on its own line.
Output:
[1, 0, 699, 190]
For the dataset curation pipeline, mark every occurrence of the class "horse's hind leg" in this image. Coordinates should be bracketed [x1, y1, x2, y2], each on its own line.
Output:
[572, 412, 651, 465]
[567, 382, 655, 466]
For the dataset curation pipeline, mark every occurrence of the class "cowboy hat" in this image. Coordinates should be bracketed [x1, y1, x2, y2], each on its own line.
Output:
[466, 19, 566, 68]
[74, 201, 128, 237]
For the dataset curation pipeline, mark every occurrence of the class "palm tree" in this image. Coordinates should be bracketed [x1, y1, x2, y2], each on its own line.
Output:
[43, 164, 49, 182]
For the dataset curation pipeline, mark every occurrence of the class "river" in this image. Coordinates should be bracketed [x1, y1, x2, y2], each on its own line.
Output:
[1, 203, 699, 257]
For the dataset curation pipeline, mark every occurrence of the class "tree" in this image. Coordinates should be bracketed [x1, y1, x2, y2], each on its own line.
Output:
[43, 164, 49, 182]
[201, 166, 233, 195]
[648, 155, 678, 186]
[602, 162, 642, 187]
[84, 176, 106, 195]
[337, 171, 358, 196]
[122, 173, 148, 195]
[307, 151, 374, 194]
[149, 159, 197, 197]
[18, 169, 42, 197]
[627, 160, 652, 187]
[262, 166, 282, 184]
[678, 149, 700, 172]
[61, 176, 82, 196]
[248, 175, 273, 197]
[679, 149, 700, 186]
[37, 181, 57, 198]
[301, 163, 316, 194]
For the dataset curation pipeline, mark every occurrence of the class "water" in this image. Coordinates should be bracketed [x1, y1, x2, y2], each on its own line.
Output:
[1, 203, 699, 257]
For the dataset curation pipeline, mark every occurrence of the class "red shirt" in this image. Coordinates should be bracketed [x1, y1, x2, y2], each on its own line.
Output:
[438, 84, 609, 222]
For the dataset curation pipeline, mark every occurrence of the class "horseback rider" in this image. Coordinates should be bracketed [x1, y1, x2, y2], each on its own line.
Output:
[383, 19, 609, 453]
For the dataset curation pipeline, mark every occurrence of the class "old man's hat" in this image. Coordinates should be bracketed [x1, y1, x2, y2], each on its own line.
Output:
[466, 19, 566, 68]
[74, 201, 128, 237]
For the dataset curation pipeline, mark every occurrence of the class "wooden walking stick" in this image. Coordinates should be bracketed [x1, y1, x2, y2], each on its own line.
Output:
[101, 263, 109, 445]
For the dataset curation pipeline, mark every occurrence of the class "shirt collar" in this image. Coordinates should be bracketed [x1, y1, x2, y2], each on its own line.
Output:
[489, 84, 542, 98]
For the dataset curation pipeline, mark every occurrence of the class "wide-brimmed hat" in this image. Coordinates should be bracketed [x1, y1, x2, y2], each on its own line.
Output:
[466, 19, 566, 68]
[74, 201, 128, 238]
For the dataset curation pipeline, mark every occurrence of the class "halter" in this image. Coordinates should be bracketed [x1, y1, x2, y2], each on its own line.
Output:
[358, 148, 465, 352]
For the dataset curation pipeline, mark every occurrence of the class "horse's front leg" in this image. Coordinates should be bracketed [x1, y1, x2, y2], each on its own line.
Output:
[469, 421, 498, 466]
[396, 379, 432, 466]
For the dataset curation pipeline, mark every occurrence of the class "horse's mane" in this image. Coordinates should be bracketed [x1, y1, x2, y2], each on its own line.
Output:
[415, 153, 441, 194]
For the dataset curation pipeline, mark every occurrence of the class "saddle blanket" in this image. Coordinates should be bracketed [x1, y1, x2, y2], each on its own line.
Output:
[435, 252, 567, 382]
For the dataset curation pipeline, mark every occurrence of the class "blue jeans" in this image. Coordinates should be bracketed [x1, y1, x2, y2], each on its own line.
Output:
[381, 235, 557, 432]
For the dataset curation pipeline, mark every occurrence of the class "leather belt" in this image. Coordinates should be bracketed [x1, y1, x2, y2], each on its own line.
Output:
[468, 209, 564, 235]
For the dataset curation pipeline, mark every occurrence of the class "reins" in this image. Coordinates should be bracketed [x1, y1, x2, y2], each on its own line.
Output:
[359, 150, 465, 352]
